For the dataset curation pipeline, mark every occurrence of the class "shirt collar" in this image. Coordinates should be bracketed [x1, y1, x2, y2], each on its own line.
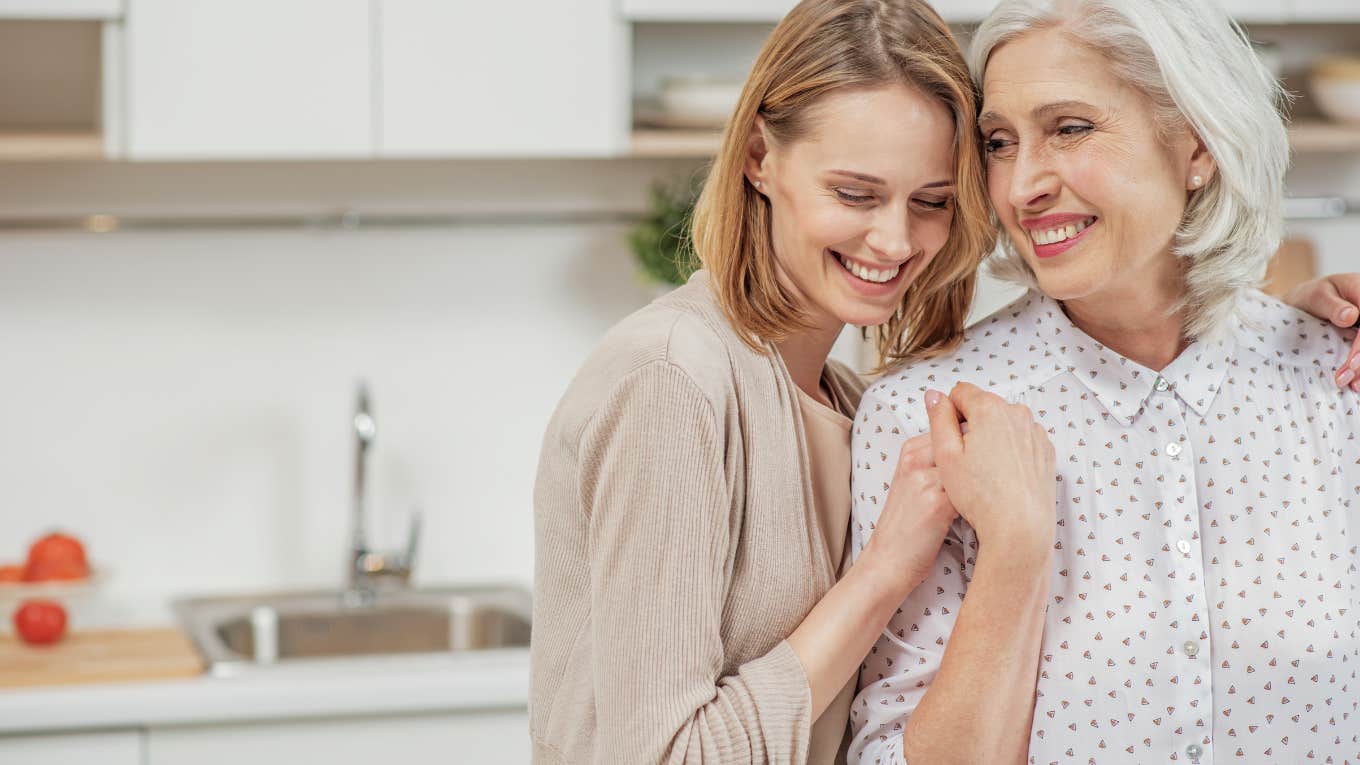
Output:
[1025, 292, 1235, 426]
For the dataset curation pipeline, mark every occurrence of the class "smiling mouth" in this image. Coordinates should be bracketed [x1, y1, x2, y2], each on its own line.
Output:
[1028, 216, 1098, 246]
[833, 251, 904, 284]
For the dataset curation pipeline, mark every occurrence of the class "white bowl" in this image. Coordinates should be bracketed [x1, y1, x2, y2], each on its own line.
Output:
[0, 566, 109, 634]
[658, 77, 743, 127]
[1312, 76, 1360, 125]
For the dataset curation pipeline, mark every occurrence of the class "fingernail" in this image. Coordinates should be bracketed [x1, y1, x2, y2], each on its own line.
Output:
[1348, 355, 1360, 372]
[1339, 369, 1356, 387]
[925, 389, 943, 409]
[1343, 307, 1360, 326]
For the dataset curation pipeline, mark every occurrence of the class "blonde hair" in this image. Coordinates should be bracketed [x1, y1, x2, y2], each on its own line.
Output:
[970, 0, 1290, 340]
[690, 0, 995, 367]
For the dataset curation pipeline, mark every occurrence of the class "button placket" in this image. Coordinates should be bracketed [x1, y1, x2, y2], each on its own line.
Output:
[1159, 412, 1212, 765]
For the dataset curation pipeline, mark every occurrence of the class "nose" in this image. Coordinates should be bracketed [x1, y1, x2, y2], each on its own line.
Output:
[1007, 142, 1060, 213]
[863, 202, 914, 263]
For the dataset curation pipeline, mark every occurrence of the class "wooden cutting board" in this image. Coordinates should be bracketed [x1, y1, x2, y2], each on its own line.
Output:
[0, 628, 204, 689]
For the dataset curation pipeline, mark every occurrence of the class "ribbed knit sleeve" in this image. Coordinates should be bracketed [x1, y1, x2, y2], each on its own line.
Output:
[577, 359, 814, 764]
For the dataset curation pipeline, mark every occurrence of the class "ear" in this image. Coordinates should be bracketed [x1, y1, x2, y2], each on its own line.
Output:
[743, 117, 772, 194]
[1186, 131, 1217, 192]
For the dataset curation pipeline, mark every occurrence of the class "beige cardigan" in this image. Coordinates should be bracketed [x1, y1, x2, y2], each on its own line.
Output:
[531, 270, 866, 764]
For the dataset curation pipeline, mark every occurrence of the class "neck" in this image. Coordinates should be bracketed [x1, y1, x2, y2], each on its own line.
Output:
[775, 322, 844, 406]
[1060, 262, 1188, 372]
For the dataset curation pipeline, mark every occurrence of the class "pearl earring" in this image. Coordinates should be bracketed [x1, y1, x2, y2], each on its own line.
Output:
[1192, 175, 1203, 188]
[753, 180, 763, 189]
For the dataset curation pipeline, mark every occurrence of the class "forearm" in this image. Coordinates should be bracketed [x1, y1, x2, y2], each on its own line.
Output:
[787, 548, 922, 719]
[901, 547, 1050, 765]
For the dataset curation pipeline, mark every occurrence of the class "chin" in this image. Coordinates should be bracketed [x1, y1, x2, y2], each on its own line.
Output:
[835, 303, 899, 329]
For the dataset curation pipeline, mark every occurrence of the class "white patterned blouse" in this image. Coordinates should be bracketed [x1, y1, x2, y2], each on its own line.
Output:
[848, 289, 1359, 765]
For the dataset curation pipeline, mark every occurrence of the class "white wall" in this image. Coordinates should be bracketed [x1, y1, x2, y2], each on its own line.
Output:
[0, 160, 694, 626]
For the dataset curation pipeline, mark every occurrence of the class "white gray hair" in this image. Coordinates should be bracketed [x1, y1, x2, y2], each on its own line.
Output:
[970, 0, 1290, 340]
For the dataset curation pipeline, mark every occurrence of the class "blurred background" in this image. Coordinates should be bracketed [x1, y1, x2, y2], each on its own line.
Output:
[0, 0, 1357, 762]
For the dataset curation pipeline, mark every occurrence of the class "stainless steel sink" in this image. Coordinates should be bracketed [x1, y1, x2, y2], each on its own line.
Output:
[175, 584, 531, 677]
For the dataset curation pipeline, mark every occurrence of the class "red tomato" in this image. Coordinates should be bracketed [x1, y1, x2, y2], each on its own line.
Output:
[0, 565, 22, 583]
[13, 600, 67, 645]
[23, 533, 89, 582]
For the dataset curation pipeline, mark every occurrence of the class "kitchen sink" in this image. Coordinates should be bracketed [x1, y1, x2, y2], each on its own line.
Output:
[174, 584, 532, 677]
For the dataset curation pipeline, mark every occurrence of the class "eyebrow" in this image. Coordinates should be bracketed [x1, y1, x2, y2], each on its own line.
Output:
[828, 169, 954, 189]
[978, 99, 1098, 127]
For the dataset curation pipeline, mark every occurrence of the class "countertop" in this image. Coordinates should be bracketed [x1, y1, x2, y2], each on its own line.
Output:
[0, 647, 529, 734]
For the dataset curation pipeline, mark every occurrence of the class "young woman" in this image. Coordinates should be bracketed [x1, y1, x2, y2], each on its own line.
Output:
[531, 0, 1360, 762]
[531, 1, 1052, 761]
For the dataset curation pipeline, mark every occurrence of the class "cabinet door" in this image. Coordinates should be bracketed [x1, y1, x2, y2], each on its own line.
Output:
[0, 730, 143, 765]
[147, 711, 530, 765]
[378, 0, 627, 157]
[125, 0, 372, 159]
[1291, 0, 1360, 21]
[1220, 0, 1288, 22]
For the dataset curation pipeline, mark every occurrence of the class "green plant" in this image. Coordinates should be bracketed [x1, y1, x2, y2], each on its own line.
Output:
[628, 175, 703, 287]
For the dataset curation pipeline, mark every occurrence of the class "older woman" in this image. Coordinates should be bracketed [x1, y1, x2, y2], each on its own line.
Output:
[848, 1, 1360, 764]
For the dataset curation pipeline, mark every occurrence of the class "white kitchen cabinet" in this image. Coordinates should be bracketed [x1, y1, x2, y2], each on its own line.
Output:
[1291, 0, 1360, 22]
[0, 730, 143, 765]
[124, 0, 372, 160]
[146, 710, 529, 765]
[378, 0, 627, 157]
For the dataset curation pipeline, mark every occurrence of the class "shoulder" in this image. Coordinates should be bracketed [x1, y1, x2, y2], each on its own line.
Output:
[1233, 289, 1355, 373]
[547, 277, 753, 448]
[861, 291, 1066, 429]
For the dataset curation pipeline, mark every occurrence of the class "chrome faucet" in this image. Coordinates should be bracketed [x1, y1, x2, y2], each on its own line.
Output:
[347, 383, 420, 600]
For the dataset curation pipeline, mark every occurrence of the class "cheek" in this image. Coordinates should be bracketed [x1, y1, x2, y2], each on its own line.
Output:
[918, 213, 953, 255]
[987, 164, 1020, 229]
[799, 201, 867, 249]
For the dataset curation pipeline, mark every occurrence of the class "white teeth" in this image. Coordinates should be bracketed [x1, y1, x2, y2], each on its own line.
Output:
[1029, 217, 1094, 246]
[837, 253, 901, 284]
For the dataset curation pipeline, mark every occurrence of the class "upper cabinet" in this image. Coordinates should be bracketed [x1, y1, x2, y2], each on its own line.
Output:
[377, 0, 627, 157]
[124, 0, 372, 160]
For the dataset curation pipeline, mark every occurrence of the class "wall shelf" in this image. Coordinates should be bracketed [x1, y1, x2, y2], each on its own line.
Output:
[1288, 120, 1360, 153]
[631, 120, 1360, 158]
[0, 130, 103, 160]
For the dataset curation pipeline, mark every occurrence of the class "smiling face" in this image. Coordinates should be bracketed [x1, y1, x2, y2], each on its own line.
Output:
[980, 27, 1215, 309]
[748, 84, 957, 330]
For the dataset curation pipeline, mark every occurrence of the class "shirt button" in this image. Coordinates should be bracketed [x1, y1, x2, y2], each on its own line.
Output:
[1183, 640, 1200, 657]
[1166, 442, 1183, 457]
[1177, 539, 1192, 555]
[1155, 376, 1170, 392]
[1186, 743, 1203, 761]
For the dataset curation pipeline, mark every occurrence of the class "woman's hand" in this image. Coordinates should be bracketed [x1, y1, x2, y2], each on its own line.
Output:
[924, 383, 1056, 556]
[1283, 273, 1360, 391]
[860, 432, 959, 589]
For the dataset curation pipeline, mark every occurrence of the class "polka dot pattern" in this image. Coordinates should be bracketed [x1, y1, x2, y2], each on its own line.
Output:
[847, 290, 1360, 765]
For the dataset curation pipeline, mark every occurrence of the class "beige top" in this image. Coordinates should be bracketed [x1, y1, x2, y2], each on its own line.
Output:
[531, 270, 866, 764]
[796, 382, 855, 765]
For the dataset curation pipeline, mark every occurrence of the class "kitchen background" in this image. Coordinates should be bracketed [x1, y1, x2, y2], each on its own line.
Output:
[1, 0, 1358, 762]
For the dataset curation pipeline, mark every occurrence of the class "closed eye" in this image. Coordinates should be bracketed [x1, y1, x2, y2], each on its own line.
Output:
[834, 188, 874, 204]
